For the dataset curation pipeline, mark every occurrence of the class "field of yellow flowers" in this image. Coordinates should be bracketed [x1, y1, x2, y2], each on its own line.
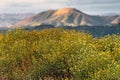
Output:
[0, 28, 120, 80]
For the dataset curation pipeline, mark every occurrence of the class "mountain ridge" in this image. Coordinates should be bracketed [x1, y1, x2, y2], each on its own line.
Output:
[14, 8, 120, 27]
[0, 13, 34, 28]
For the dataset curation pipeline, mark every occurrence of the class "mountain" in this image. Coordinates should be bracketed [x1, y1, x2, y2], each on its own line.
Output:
[0, 13, 34, 28]
[15, 8, 120, 27]
[111, 16, 120, 24]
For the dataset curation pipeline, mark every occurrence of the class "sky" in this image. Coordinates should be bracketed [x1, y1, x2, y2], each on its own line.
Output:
[0, 0, 120, 15]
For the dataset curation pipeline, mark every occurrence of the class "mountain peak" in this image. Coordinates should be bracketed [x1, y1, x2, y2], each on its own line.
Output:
[14, 8, 120, 27]
[53, 8, 77, 15]
[57, 8, 76, 11]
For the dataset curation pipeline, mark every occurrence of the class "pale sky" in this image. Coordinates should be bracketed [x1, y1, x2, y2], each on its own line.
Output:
[0, 0, 120, 15]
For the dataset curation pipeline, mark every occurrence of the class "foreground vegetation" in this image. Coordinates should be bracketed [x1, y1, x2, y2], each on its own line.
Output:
[0, 28, 120, 80]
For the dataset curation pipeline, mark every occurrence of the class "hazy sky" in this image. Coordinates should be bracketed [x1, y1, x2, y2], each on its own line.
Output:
[0, 0, 120, 15]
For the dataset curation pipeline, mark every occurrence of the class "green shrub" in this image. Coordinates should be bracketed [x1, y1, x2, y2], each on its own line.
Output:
[0, 28, 120, 80]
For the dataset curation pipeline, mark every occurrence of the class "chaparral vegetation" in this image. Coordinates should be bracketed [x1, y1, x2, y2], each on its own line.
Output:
[0, 28, 120, 80]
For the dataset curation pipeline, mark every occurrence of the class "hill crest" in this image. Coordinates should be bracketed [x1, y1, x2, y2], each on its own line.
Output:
[14, 8, 120, 27]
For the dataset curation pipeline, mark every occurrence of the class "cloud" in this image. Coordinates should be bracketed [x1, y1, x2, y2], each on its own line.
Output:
[0, 0, 68, 5]
[0, 3, 5, 7]
[0, 0, 120, 14]
[0, 0, 69, 13]
[0, 0, 69, 8]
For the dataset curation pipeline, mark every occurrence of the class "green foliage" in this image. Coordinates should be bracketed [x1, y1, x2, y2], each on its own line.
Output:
[0, 28, 120, 80]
